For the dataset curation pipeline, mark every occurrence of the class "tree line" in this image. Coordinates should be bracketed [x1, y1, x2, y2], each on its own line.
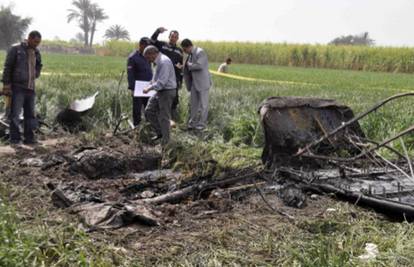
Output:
[0, 2, 376, 50]
[0, 1, 131, 50]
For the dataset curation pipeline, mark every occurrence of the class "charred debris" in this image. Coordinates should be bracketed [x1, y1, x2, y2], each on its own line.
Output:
[259, 93, 414, 220]
[6, 92, 414, 230]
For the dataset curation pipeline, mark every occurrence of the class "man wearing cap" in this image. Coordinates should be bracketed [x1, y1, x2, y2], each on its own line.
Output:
[142, 46, 177, 145]
[127, 37, 153, 127]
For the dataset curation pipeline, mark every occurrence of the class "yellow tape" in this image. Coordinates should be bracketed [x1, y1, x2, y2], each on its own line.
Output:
[209, 70, 315, 86]
[209, 70, 414, 93]
[1, 70, 413, 93]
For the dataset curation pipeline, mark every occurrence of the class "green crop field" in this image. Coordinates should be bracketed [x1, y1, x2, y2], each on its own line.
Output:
[1, 51, 412, 147]
[1, 51, 414, 266]
[30, 39, 414, 73]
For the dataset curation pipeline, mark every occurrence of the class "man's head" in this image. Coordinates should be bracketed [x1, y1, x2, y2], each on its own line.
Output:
[169, 30, 179, 45]
[180, 39, 193, 54]
[138, 37, 151, 53]
[143, 45, 159, 63]
[27, 31, 42, 49]
[226, 58, 232, 65]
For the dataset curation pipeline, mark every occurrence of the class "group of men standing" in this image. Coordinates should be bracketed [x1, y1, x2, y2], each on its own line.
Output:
[127, 27, 212, 145]
[1, 28, 212, 147]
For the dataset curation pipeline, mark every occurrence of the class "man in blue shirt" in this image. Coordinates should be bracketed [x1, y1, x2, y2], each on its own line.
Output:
[127, 37, 153, 127]
[143, 46, 177, 145]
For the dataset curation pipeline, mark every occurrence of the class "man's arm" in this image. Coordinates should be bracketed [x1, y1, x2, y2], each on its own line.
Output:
[177, 50, 184, 85]
[35, 52, 43, 78]
[150, 27, 167, 51]
[188, 50, 208, 72]
[126, 57, 136, 90]
[2, 46, 17, 86]
[148, 63, 169, 91]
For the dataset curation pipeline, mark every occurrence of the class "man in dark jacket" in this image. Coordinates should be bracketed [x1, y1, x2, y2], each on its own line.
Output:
[150, 27, 183, 122]
[127, 37, 153, 127]
[1, 30, 43, 145]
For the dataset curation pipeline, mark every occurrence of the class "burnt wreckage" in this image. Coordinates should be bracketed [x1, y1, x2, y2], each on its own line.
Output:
[259, 93, 414, 220]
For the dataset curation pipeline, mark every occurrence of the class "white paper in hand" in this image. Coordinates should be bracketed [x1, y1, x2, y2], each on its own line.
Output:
[134, 81, 155, 97]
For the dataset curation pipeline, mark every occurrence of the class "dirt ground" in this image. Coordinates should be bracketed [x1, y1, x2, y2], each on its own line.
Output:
[0, 134, 343, 263]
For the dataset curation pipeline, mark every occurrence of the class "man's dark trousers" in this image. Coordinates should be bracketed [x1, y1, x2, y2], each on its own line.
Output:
[145, 90, 176, 145]
[132, 96, 149, 126]
[171, 87, 179, 122]
[10, 86, 36, 143]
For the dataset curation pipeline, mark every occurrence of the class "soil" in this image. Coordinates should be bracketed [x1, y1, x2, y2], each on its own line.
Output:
[0, 134, 339, 261]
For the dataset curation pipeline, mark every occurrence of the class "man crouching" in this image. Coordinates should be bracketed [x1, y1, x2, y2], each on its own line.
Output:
[143, 46, 177, 145]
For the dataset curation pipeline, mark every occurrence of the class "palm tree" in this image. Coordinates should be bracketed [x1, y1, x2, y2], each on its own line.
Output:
[67, 0, 92, 47]
[88, 4, 108, 46]
[104, 25, 130, 41]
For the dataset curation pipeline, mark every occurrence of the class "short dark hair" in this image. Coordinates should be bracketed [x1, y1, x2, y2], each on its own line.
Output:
[139, 37, 151, 46]
[226, 58, 232, 63]
[181, 39, 193, 48]
[28, 31, 42, 39]
[169, 30, 179, 37]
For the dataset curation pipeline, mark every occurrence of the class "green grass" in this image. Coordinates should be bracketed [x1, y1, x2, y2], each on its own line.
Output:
[210, 62, 414, 92]
[1, 52, 414, 266]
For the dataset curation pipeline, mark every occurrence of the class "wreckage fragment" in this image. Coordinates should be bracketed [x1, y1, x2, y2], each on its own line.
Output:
[277, 184, 307, 208]
[259, 93, 414, 220]
[49, 182, 159, 229]
[259, 96, 364, 165]
[71, 202, 159, 229]
[69, 148, 161, 179]
[56, 92, 99, 131]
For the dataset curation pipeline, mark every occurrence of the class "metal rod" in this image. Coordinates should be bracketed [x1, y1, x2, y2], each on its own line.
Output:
[375, 152, 412, 181]
[296, 92, 414, 157]
[355, 136, 405, 160]
[400, 138, 414, 179]
[301, 125, 414, 162]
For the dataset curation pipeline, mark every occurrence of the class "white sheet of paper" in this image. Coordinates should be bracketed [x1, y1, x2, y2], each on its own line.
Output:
[134, 80, 155, 97]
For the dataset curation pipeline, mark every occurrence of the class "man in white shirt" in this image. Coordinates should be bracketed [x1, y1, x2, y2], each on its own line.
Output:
[217, 58, 232, 73]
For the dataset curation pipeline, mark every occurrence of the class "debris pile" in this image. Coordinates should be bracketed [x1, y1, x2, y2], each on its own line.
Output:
[4, 93, 413, 231]
[260, 93, 414, 220]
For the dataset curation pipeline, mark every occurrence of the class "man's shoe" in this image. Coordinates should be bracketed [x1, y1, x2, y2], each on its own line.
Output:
[23, 139, 39, 146]
[9, 140, 22, 148]
[151, 135, 162, 141]
[170, 120, 176, 128]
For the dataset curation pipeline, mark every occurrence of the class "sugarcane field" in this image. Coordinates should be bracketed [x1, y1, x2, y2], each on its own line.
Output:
[2, 1, 414, 266]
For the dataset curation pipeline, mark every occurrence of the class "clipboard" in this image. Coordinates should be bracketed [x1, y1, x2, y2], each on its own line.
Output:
[134, 80, 155, 97]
